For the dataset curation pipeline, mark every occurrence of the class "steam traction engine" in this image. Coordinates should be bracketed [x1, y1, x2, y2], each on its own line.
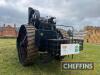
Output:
[17, 7, 83, 66]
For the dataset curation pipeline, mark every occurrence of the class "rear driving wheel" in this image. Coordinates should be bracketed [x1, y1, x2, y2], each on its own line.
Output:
[17, 25, 38, 66]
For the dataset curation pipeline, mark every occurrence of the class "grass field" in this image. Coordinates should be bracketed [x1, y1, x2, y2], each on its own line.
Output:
[0, 39, 100, 75]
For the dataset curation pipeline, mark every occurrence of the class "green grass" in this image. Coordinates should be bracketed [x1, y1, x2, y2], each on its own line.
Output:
[0, 39, 100, 75]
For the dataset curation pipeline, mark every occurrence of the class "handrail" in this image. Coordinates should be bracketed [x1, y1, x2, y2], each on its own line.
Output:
[56, 25, 74, 43]
[56, 25, 74, 32]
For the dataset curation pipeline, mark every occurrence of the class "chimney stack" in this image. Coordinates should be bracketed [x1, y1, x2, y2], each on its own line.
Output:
[14, 24, 16, 28]
[3, 24, 5, 27]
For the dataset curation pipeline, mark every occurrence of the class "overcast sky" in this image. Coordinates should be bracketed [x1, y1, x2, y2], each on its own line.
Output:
[0, 0, 100, 30]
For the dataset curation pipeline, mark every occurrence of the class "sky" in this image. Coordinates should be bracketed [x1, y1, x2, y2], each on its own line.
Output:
[0, 0, 100, 30]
